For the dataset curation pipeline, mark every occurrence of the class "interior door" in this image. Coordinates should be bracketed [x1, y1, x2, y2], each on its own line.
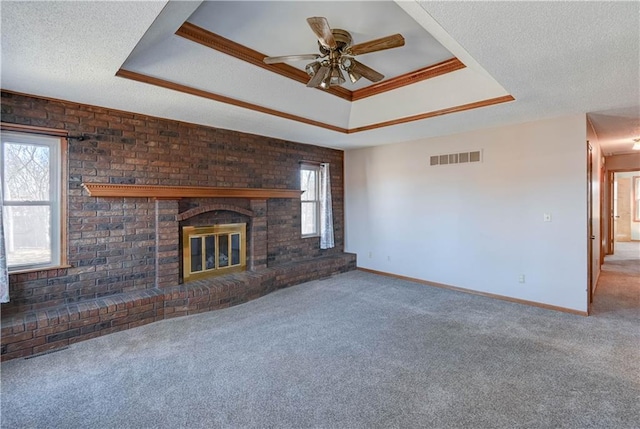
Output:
[608, 171, 615, 254]
[615, 177, 632, 242]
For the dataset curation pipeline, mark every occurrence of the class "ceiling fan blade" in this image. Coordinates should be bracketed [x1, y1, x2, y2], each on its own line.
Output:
[306, 65, 330, 88]
[307, 17, 337, 50]
[351, 60, 384, 82]
[263, 54, 320, 64]
[349, 33, 405, 56]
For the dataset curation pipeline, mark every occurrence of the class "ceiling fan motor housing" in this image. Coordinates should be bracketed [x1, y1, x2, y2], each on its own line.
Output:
[318, 29, 353, 55]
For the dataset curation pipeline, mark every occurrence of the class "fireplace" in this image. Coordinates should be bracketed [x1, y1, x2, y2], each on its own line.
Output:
[182, 223, 247, 282]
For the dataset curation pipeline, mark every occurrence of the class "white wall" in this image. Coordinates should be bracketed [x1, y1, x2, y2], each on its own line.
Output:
[345, 114, 588, 312]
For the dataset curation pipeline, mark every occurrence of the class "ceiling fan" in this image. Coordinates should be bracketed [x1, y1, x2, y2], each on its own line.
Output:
[263, 17, 405, 90]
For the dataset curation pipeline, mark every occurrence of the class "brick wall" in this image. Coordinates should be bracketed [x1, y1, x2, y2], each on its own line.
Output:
[1, 91, 345, 316]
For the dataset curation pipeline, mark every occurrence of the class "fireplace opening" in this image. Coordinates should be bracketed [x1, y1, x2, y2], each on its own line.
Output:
[182, 223, 247, 282]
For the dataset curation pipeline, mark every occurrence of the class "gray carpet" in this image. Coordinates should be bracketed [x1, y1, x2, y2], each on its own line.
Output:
[1, 270, 639, 428]
[604, 241, 640, 276]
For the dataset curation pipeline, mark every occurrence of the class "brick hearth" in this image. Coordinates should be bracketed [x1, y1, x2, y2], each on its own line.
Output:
[1, 254, 356, 360]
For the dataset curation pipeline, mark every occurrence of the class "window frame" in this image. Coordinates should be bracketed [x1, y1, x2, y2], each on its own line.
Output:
[634, 176, 640, 222]
[300, 163, 321, 238]
[1, 124, 68, 273]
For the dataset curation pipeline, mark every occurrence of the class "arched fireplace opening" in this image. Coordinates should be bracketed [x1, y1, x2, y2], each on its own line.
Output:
[178, 201, 255, 283]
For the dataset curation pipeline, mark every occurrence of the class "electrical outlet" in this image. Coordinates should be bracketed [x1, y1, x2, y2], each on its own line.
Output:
[519, 275, 525, 283]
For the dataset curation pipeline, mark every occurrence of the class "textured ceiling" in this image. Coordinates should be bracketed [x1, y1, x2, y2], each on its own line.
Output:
[1, 1, 638, 154]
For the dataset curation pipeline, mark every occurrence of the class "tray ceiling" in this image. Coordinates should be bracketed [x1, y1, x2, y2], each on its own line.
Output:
[119, 1, 513, 134]
[1, 1, 638, 152]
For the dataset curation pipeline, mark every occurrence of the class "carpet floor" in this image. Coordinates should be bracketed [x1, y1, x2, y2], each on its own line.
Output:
[1, 261, 639, 428]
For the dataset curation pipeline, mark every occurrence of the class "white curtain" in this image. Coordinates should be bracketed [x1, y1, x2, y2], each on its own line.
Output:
[0, 186, 9, 303]
[319, 163, 334, 249]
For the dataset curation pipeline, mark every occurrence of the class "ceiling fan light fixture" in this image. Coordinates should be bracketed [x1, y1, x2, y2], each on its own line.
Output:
[341, 57, 361, 84]
[305, 61, 321, 77]
[633, 138, 640, 150]
[329, 66, 345, 86]
[319, 67, 333, 90]
[347, 68, 362, 84]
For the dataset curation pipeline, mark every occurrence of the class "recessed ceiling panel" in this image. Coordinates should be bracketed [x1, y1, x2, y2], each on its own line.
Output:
[348, 68, 511, 129]
[186, 1, 455, 90]
[120, 0, 513, 136]
[123, 35, 352, 128]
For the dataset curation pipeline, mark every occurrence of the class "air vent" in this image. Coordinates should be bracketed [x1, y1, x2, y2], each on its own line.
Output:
[430, 150, 482, 166]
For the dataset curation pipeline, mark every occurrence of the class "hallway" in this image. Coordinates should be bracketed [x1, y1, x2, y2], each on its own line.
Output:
[592, 241, 640, 316]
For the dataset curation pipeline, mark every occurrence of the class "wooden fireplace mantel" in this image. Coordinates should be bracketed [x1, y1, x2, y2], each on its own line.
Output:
[81, 183, 302, 199]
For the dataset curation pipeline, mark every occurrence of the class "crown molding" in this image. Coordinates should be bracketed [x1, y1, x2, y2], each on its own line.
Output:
[351, 58, 465, 101]
[348, 95, 516, 133]
[116, 68, 515, 134]
[115, 69, 349, 134]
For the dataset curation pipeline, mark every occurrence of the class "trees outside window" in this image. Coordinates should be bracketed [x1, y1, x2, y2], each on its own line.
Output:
[300, 164, 320, 237]
[1, 131, 63, 271]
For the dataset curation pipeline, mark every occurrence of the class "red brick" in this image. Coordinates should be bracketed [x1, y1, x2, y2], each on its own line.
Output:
[68, 316, 101, 329]
[1, 348, 33, 361]
[33, 339, 70, 354]
[34, 323, 70, 338]
[99, 310, 128, 321]
[1, 331, 33, 344]
[69, 332, 101, 345]
[7, 336, 47, 353]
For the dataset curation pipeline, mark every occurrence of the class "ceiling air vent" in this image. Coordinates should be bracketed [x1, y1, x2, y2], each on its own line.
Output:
[430, 150, 482, 166]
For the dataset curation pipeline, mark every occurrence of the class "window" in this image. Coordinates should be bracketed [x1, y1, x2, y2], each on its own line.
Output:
[634, 176, 640, 222]
[1, 129, 66, 272]
[300, 163, 321, 237]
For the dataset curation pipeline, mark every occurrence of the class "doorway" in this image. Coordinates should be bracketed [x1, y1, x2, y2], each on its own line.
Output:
[611, 170, 640, 251]
[593, 169, 640, 314]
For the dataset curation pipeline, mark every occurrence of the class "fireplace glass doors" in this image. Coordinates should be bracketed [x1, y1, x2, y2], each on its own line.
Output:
[182, 223, 246, 281]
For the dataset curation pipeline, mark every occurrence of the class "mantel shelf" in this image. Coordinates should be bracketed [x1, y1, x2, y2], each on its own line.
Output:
[81, 183, 302, 199]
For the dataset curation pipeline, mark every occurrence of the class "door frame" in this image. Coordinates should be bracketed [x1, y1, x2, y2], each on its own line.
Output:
[606, 168, 640, 255]
[587, 142, 593, 309]
[600, 163, 606, 265]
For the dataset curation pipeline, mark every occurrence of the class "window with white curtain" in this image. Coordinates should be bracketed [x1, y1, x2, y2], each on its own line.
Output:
[300, 163, 321, 237]
[1, 130, 65, 272]
[634, 176, 640, 222]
